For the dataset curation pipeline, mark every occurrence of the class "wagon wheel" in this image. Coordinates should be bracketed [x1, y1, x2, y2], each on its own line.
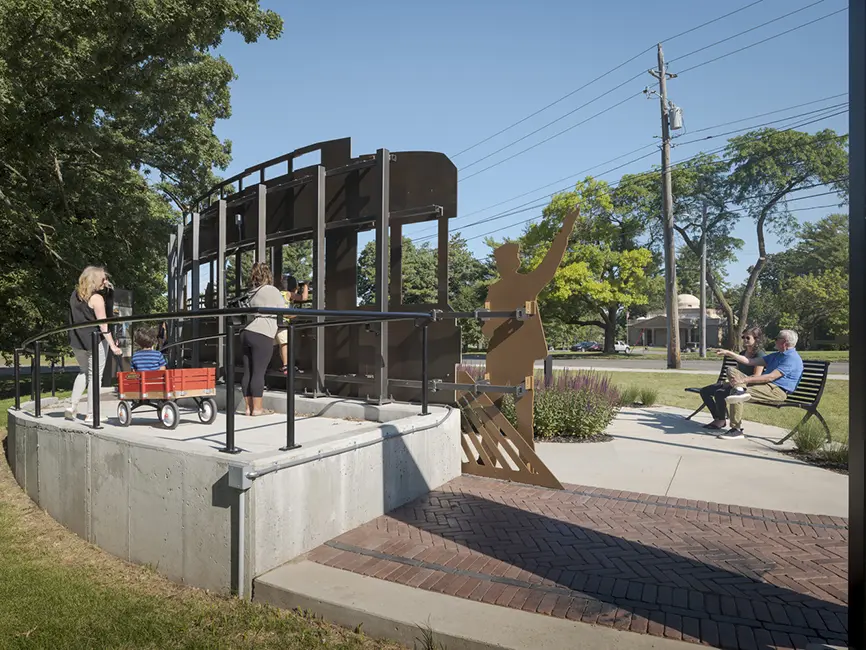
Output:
[117, 401, 132, 427]
[197, 398, 217, 425]
[159, 401, 180, 430]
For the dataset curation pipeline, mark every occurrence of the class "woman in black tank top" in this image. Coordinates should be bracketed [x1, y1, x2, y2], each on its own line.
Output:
[66, 266, 122, 424]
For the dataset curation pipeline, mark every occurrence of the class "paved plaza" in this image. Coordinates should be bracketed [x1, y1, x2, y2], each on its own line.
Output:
[307, 475, 848, 649]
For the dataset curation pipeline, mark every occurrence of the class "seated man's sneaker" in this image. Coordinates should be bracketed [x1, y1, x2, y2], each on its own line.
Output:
[718, 428, 745, 440]
[725, 391, 751, 404]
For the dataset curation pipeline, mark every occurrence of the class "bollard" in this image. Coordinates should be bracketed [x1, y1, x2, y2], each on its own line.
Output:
[51, 358, 56, 396]
[281, 324, 300, 451]
[220, 323, 239, 454]
[544, 354, 553, 388]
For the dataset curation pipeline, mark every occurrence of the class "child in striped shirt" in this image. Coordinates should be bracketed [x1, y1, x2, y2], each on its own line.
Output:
[131, 328, 167, 371]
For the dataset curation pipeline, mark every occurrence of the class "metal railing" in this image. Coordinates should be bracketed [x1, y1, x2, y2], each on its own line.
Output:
[12, 305, 530, 455]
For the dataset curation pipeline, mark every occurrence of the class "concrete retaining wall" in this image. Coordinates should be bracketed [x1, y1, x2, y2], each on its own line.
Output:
[6, 396, 460, 596]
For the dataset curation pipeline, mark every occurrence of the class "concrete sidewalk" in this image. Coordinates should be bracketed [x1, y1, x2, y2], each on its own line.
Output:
[536, 405, 848, 517]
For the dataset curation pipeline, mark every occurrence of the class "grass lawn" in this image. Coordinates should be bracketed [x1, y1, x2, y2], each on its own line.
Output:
[0, 386, 406, 650]
[598, 371, 850, 442]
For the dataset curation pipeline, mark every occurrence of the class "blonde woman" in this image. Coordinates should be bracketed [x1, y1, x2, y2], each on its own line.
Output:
[239, 262, 284, 416]
[66, 266, 122, 423]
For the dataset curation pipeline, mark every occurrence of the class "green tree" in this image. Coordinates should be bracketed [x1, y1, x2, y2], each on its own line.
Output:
[617, 130, 848, 348]
[519, 178, 656, 353]
[0, 1, 283, 352]
[722, 128, 848, 345]
[778, 268, 849, 346]
[750, 213, 849, 345]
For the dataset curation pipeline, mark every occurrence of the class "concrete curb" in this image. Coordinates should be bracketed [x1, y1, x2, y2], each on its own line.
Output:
[255, 560, 697, 650]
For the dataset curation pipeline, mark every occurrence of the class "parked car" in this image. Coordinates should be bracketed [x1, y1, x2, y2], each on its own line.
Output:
[614, 340, 631, 354]
[586, 342, 602, 352]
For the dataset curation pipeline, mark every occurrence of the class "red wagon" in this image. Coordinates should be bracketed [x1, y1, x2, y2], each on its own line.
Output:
[116, 368, 218, 429]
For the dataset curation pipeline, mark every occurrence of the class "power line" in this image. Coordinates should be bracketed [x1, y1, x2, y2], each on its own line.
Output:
[455, 5, 847, 184]
[415, 99, 847, 241]
[677, 6, 848, 75]
[417, 111, 848, 244]
[440, 95, 846, 230]
[457, 73, 649, 172]
[450, 0, 768, 159]
[458, 90, 647, 182]
[462, 200, 847, 247]
[669, 0, 830, 63]
[682, 93, 847, 135]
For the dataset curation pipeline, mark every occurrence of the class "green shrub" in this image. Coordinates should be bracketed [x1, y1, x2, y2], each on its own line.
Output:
[792, 419, 827, 454]
[495, 371, 620, 440]
[618, 385, 640, 407]
[819, 440, 849, 466]
[638, 386, 659, 407]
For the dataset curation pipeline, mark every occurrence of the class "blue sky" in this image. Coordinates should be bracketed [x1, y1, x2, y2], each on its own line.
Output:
[212, 0, 849, 285]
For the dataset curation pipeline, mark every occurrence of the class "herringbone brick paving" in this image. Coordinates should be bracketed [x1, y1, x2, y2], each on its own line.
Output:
[308, 475, 848, 649]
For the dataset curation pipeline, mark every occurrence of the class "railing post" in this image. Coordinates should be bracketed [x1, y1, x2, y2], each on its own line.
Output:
[51, 358, 56, 396]
[220, 322, 239, 454]
[91, 331, 102, 429]
[13, 348, 21, 410]
[421, 321, 430, 416]
[33, 342, 41, 418]
[281, 323, 300, 451]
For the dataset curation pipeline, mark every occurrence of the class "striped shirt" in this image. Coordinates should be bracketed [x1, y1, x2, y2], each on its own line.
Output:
[131, 349, 167, 371]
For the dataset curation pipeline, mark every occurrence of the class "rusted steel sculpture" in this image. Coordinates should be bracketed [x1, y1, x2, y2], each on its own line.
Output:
[481, 209, 579, 449]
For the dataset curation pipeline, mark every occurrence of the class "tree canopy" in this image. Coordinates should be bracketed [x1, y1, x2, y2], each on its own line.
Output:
[0, 0, 283, 351]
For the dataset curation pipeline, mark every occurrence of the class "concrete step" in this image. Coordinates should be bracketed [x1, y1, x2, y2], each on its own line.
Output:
[255, 560, 696, 650]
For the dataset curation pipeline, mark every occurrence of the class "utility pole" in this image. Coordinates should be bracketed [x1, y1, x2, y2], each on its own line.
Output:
[699, 202, 708, 358]
[649, 43, 681, 369]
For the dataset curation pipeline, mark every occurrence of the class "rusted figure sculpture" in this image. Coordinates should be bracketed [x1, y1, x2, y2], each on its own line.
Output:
[482, 209, 579, 449]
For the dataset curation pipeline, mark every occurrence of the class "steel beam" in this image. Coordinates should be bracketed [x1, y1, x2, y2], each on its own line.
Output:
[312, 165, 326, 396]
[191, 211, 201, 367]
[374, 148, 390, 402]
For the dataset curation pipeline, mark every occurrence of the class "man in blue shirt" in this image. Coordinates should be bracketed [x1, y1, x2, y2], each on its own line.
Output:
[715, 329, 804, 440]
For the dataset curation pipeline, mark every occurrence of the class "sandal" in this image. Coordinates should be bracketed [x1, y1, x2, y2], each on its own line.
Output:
[250, 409, 275, 416]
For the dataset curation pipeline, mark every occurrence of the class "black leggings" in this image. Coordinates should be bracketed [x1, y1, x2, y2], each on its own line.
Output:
[699, 381, 734, 420]
[240, 330, 273, 397]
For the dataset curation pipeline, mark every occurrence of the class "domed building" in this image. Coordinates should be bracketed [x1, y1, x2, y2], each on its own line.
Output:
[627, 294, 725, 349]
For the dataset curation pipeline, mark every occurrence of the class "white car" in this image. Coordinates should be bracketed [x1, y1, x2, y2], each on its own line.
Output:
[614, 340, 631, 354]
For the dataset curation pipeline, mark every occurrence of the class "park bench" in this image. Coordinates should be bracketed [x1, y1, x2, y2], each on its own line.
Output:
[683, 357, 832, 445]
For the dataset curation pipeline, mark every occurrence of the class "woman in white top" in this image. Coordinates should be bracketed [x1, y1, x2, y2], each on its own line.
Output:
[239, 262, 284, 416]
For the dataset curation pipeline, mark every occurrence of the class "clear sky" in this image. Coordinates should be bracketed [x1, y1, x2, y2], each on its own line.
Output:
[212, 0, 849, 285]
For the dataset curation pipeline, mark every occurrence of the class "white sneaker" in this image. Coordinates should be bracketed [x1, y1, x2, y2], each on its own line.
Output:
[725, 392, 751, 404]
[64, 409, 76, 421]
[83, 414, 105, 425]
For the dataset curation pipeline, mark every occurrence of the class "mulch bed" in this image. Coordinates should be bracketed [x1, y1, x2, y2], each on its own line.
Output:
[536, 433, 613, 444]
[782, 449, 848, 475]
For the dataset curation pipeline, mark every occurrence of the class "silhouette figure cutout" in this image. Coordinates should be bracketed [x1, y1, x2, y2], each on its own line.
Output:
[482, 209, 579, 450]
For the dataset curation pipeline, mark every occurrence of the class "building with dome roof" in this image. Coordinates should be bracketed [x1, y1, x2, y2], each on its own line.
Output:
[626, 294, 726, 349]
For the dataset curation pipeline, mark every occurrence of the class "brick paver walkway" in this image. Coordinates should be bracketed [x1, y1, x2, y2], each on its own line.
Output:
[308, 476, 848, 649]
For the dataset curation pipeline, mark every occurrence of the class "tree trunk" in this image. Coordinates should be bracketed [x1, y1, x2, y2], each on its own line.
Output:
[736, 178, 805, 343]
[602, 307, 618, 353]
[675, 224, 738, 349]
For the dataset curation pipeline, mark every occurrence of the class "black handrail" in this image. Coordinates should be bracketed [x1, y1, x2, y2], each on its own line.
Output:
[13, 304, 529, 453]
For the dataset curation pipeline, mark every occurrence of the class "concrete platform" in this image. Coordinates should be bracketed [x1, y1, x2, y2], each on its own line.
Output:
[536, 406, 848, 517]
[6, 389, 461, 595]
